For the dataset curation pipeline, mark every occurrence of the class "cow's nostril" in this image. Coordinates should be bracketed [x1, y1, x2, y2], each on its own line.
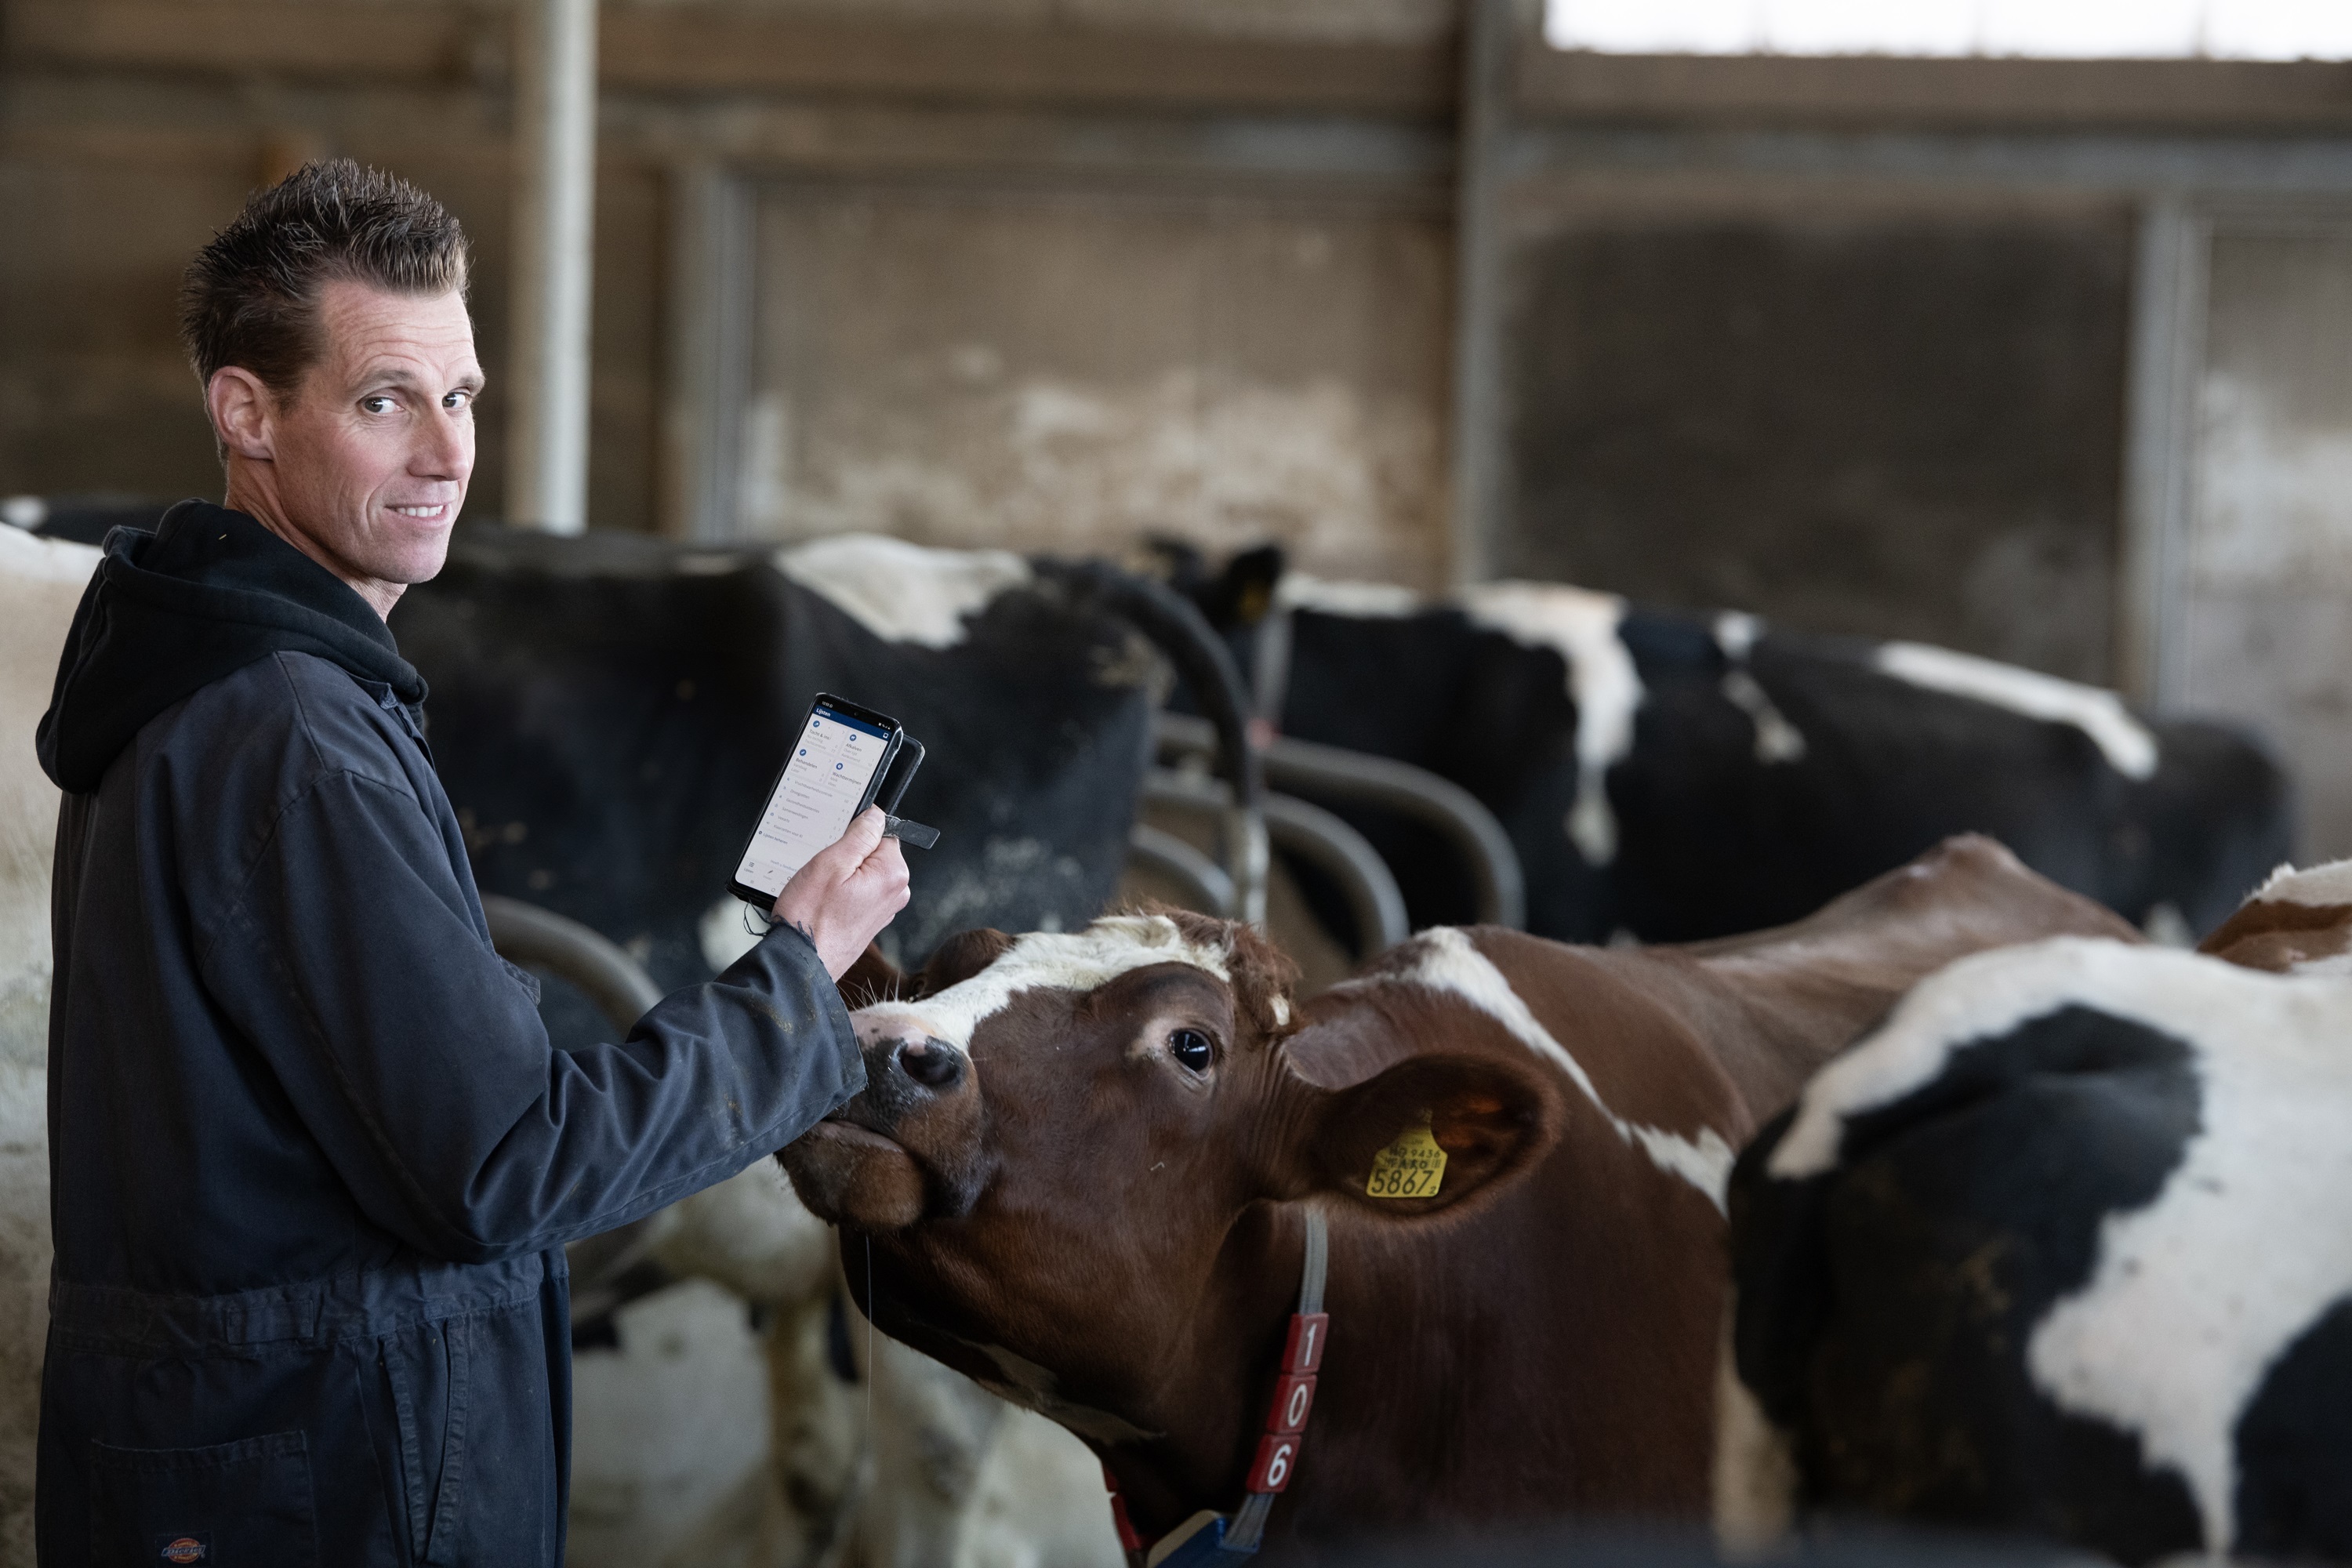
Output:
[897, 1038, 964, 1090]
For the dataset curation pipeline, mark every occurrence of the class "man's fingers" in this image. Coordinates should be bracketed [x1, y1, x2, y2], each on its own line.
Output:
[865, 837, 909, 883]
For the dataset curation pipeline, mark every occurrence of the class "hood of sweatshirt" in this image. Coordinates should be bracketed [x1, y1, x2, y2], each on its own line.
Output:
[36, 499, 427, 793]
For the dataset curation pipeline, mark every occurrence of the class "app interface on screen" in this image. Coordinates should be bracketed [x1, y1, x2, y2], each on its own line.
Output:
[735, 706, 892, 896]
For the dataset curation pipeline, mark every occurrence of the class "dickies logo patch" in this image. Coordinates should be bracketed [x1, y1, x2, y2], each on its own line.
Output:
[156, 1534, 210, 1564]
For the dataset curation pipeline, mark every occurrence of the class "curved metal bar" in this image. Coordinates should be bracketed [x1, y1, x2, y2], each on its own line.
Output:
[1261, 793, 1410, 956]
[1126, 821, 1237, 917]
[482, 894, 670, 1311]
[1147, 771, 1409, 960]
[1154, 713, 1526, 929]
[483, 892, 664, 1026]
[1038, 561, 1268, 924]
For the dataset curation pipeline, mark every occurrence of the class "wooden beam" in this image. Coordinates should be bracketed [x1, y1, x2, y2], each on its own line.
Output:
[599, 11, 1454, 115]
[5, 1, 488, 82]
[5, 2, 1459, 116]
[1518, 49, 2352, 131]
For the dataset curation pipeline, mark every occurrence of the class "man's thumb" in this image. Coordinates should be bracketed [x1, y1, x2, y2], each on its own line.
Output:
[833, 804, 888, 866]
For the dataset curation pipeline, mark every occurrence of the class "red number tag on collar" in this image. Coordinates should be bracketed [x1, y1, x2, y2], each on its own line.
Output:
[1280, 1312, 1328, 1374]
[1265, 1372, 1316, 1436]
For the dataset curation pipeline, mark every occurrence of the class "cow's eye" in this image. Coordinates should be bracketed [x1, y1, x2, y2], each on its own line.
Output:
[1169, 1029, 1214, 1073]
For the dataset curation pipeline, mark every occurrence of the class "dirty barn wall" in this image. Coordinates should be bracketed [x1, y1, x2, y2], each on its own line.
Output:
[730, 181, 1454, 586]
[0, 73, 669, 530]
[2180, 227, 2352, 860]
[11, 0, 2352, 678]
[1497, 186, 2133, 684]
[0, 0, 1461, 565]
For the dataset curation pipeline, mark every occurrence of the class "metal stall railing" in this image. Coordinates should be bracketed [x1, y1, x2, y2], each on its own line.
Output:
[1153, 712, 1526, 931]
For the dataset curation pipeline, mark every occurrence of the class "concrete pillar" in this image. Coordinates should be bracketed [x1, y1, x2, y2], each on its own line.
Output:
[508, 0, 598, 535]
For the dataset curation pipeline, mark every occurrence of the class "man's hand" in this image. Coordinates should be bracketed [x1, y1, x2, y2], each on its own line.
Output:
[774, 807, 913, 981]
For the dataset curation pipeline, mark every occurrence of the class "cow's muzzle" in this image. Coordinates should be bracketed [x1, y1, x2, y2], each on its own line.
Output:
[778, 1018, 987, 1230]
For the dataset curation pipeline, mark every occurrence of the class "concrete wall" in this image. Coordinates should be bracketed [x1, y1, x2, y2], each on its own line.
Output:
[11, 0, 2352, 691]
[0, 70, 667, 528]
[0, 0, 1459, 534]
[1499, 187, 2132, 682]
[2180, 227, 2352, 859]
[732, 180, 1453, 586]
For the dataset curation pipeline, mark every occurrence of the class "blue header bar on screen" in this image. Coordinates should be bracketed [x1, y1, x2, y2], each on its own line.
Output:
[811, 705, 892, 742]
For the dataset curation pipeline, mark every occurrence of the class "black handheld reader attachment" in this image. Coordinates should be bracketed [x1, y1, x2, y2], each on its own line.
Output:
[876, 737, 938, 850]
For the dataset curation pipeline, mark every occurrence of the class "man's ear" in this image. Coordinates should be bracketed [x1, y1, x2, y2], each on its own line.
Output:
[1266, 1051, 1559, 1219]
[207, 367, 278, 462]
[916, 928, 1015, 999]
[837, 942, 906, 1011]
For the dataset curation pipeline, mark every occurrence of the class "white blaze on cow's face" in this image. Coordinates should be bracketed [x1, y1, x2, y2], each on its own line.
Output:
[851, 915, 1235, 1056]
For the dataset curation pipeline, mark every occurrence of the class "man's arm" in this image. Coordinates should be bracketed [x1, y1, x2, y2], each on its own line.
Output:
[198, 770, 904, 1262]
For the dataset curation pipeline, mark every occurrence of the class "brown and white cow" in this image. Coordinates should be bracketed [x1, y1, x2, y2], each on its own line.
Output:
[781, 835, 2136, 1557]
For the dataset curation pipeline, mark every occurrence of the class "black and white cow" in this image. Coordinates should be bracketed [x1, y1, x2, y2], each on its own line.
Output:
[1167, 548, 2289, 945]
[1719, 924, 2352, 1565]
[0, 521, 102, 1565]
[390, 528, 1224, 1026]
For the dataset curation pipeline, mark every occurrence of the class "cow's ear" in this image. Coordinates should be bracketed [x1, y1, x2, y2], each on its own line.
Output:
[1217, 544, 1287, 626]
[837, 943, 906, 1011]
[1270, 1053, 1557, 1219]
[917, 928, 1016, 998]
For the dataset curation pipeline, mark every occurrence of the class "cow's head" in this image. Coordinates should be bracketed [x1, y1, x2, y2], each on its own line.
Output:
[779, 909, 1559, 1463]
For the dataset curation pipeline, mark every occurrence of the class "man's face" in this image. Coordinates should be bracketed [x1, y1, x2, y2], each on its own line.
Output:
[260, 280, 481, 597]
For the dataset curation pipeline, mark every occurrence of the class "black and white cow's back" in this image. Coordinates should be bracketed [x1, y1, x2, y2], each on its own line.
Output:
[1179, 556, 2288, 942]
[393, 528, 1159, 1003]
[1721, 935, 2352, 1565]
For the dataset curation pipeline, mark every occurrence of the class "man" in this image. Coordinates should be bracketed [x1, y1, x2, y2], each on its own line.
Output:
[33, 161, 908, 1563]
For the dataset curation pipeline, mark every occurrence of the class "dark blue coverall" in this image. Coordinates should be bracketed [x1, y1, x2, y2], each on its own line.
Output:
[34, 502, 864, 1564]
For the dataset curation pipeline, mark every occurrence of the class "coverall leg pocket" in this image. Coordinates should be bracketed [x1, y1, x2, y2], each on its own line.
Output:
[381, 1314, 474, 1564]
[89, 1428, 318, 1566]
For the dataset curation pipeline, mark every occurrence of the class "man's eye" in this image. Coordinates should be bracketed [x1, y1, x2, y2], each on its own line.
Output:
[361, 396, 396, 414]
[1169, 1029, 1214, 1073]
[444, 390, 472, 411]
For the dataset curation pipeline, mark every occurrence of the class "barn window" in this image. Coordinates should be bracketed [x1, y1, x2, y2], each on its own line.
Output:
[1544, 0, 2352, 60]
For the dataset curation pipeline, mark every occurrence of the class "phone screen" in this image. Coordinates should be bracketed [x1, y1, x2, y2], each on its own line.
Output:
[734, 702, 897, 901]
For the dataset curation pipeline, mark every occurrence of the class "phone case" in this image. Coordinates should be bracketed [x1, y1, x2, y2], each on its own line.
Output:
[730, 693, 906, 906]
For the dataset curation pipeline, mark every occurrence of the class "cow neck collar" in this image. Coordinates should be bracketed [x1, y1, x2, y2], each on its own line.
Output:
[1105, 1207, 1330, 1567]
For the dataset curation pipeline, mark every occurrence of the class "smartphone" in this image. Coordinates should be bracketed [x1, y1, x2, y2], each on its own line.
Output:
[730, 693, 905, 907]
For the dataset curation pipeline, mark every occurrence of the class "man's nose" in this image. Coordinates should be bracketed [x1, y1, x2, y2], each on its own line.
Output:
[419, 408, 474, 482]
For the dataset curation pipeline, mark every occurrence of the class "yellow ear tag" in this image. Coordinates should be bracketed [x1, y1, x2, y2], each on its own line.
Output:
[1365, 1120, 1446, 1199]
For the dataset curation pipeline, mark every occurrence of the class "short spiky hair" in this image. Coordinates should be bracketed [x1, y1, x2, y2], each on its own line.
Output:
[179, 158, 470, 397]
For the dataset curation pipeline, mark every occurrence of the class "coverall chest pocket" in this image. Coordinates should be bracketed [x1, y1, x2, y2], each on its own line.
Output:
[89, 1428, 318, 1566]
[379, 1315, 474, 1566]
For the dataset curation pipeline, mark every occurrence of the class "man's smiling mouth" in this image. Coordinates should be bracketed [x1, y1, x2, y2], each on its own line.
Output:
[388, 503, 449, 519]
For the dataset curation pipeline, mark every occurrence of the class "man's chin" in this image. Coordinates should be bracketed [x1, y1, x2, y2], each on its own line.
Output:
[371, 521, 459, 586]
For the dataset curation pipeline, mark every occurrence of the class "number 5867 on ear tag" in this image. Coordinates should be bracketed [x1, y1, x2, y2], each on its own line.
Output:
[1365, 1121, 1446, 1198]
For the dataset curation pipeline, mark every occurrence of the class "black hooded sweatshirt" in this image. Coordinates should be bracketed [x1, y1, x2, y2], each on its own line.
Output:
[36, 501, 862, 1566]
